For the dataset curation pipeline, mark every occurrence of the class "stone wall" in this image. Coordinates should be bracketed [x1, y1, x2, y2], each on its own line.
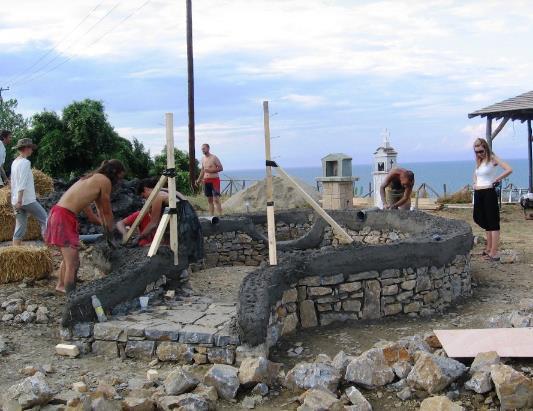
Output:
[200, 219, 411, 268]
[238, 209, 474, 347]
[264, 255, 471, 349]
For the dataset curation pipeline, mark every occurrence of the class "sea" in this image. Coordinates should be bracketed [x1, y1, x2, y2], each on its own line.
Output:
[223, 158, 531, 197]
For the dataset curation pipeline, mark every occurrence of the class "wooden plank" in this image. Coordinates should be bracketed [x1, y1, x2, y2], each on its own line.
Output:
[276, 165, 354, 244]
[491, 117, 509, 141]
[122, 175, 168, 244]
[147, 213, 170, 257]
[263, 101, 277, 265]
[165, 113, 179, 265]
[435, 328, 533, 358]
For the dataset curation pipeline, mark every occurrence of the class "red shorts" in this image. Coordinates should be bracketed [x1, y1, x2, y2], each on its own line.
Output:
[204, 178, 221, 197]
[45, 205, 80, 249]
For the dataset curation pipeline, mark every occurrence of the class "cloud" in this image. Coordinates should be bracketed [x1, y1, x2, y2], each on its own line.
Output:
[281, 94, 325, 108]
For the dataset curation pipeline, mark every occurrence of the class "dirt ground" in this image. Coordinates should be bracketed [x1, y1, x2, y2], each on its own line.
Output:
[0, 205, 532, 410]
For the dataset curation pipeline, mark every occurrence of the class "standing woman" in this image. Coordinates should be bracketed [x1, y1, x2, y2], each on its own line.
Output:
[472, 138, 513, 261]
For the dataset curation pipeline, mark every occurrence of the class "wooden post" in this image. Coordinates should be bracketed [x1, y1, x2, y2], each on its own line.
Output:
[122, 175, 168, 244]
[147, 113, 179, 265]
[486, 117, 493, 150]
[186, 0, 196, 190]
[275, 165, 353, 244]
[263, 101, 277, 265]
[527, 120, 533, 193]
[443, 184, 447, 199]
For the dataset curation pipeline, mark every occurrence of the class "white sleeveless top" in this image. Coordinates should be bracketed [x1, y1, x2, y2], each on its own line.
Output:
[475, 161, 498, 187]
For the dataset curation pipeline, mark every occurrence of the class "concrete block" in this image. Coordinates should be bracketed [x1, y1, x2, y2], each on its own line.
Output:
[55, 343, 80, 358]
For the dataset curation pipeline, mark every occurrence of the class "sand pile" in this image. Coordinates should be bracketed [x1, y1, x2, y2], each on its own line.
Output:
[223, 175, 321, 213]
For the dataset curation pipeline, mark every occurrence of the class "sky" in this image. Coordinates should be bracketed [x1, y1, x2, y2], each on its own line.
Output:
[1, 0, 533, 170]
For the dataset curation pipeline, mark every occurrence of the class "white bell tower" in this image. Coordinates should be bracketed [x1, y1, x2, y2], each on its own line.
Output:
[372, 129, 398, 208]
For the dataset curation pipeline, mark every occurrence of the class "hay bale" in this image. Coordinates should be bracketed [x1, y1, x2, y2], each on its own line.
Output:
[32, 169, 54, 197]
[0, 204, 42, 242]
[0, 246, 52, 284]
[0, 186, 9, 205]
[0, 169, 53, 207]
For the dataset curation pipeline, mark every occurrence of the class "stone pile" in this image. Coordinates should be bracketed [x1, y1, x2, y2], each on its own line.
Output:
[1, 297, 49, 324]
[278, 330, 533, 411]
[2, 356, 284, 410]
[488, 297, 533, 328]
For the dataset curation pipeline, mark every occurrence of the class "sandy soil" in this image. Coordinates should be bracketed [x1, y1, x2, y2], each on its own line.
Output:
[0, 205, 532, 410]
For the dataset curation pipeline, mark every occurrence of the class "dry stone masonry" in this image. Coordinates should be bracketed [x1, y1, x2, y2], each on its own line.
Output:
[266, 255, 471, 347]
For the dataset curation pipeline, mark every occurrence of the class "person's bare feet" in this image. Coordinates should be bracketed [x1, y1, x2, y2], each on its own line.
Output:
[55, 285, 66, 293]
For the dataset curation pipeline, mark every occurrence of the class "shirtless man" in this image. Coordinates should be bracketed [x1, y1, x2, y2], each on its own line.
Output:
[196, 143, 223, 215]
[380, 168, 415, 210]
[116, 177, 185, 246]
[45, 159, 126, 293]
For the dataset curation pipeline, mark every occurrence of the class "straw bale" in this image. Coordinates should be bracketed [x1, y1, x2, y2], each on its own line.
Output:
[0, 186, 8, 205]
[0, 246, 52, 284]
[0, 169, 53, 207]
[32, 169, 54, 197]
[0, 205, 42, 242]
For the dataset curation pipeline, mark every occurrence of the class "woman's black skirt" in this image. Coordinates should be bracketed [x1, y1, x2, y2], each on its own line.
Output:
[473, 188, 500, 231]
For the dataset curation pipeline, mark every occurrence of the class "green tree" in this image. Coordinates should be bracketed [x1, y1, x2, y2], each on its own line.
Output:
[0, 98, 29, 172]
[152, 147, 199, 194]
[27, 99, 154, 179]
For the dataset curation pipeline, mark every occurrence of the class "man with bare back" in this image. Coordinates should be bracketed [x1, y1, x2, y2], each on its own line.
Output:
[380, 167, 415, 210]
[196, 143, 223, 215]
[45, 160, 126, 293]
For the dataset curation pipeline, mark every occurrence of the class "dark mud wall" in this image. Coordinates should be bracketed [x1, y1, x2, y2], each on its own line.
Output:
[62, 200, 203, 326]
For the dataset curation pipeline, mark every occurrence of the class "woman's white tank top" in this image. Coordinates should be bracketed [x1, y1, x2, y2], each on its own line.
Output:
[475, 161, 498, 187]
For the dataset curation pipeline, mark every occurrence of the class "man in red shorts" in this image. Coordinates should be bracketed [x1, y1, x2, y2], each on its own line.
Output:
[45, 160, 126, 293]
[196, 143, 223, 215]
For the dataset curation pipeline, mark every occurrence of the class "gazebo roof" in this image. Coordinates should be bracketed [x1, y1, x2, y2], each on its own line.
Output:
[468, 90, 533, 122]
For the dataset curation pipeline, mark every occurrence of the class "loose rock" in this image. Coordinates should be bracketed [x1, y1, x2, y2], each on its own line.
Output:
[285, 362, 341, 392]
[204, 364, 240, 400]
[3, 372, 53, 408]
[164, 366, 199, 395]
[491, 364, 533, 410]
[297, 388, 343, 411]
[345, 348, 395, 389]
[239, 356, 282, 386]
[345, 386, 372, 410]
[406, 352, 467, 393]
[419, 396, 465, 410]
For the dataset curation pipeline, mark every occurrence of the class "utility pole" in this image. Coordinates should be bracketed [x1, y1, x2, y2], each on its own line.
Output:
[0, 87, 9, 103]
[186, 0, 196, 190]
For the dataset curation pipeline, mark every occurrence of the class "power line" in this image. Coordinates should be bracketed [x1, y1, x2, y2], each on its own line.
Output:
[14, 0, 153, 87]
[6, 0, 107, 86]
[11, 1, 123, 87]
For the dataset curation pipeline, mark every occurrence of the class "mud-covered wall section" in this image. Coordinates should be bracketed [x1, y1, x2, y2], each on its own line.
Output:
[62, 200, 203, 326]
[197, 209, 415, 268]
[237, 210, 474, 347]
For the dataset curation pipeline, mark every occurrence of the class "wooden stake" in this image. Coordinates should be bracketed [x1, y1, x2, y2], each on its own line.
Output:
[165, 113, 179, 265]
[147, 113, 179, 264]
[275, 165, 354, 244]
[263, 101, 277, 265]
[122, 175, 168, 244]
[147, 213, 170, 257]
